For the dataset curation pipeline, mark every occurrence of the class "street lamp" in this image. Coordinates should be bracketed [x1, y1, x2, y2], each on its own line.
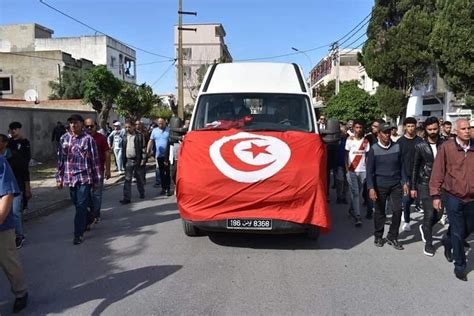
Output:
[291, 47, 313, 98]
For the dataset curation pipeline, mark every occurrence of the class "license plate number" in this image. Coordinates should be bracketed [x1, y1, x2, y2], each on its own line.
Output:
[226, 219, 272, 230]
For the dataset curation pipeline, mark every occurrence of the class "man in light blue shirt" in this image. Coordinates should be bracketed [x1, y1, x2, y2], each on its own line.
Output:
[147, 118, 171, 196]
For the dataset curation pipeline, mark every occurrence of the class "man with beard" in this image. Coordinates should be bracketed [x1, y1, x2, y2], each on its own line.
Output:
[410, 117, 444, 256]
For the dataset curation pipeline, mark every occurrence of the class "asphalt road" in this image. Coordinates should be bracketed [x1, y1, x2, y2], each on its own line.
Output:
[1, 176, 473, 315]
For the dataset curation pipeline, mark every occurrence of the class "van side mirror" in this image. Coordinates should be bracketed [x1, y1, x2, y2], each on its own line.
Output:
[320, 118, 340, 144]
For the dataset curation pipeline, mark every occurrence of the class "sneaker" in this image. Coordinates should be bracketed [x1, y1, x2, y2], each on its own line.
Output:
[15, 235, 25, 249]
[424, 243, 435, 257]
[419, 224, 426, 243]
[440, 214, 448, 225]
[355, 216, 362, 227]
[386, 238, 404, 250]
[165, 190, 172, 197]
[119, 199, 131, 204]
[454, 270, 468, 282]
[374, 237, 385, 247]
[73, 235, 83, 245]
[415, 206, 424, 213]
[13, 293, 28, 313]
[385, 218, 392, 225]
[402, 222, 411, 232]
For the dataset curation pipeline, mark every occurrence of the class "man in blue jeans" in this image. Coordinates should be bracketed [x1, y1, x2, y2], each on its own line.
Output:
[147, 118, 171, 196]
[56, 114, 102, 245]
[430, 118, 474, 281]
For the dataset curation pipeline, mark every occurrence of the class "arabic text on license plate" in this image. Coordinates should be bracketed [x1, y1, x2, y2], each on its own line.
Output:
[226, 219, 272, 230]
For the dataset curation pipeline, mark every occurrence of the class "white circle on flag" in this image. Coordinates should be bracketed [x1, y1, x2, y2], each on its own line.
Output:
[209, 132, 291, 183]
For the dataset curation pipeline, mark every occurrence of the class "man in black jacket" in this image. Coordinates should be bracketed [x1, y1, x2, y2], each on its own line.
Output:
[120, 121, 147, 204]
[410, 117, 444, 256]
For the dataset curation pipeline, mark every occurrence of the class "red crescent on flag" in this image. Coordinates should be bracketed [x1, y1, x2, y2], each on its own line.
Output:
[220, 138, 275, 172]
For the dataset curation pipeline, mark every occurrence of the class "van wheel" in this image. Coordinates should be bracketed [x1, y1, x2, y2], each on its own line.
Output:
[182, 220, 201, 236]
[306, 226, 320, 240]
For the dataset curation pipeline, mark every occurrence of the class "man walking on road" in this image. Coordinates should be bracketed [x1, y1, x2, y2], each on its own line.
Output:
[108, 121, 125, 174]
[56, 114, 102, 245]
[410, 117, 444, 257]
[397, 117, 422, 232]
[84, 118, 111, 225]
[148, 118, 171, 196]
[120, 121, 147, 204]
[429, 118, 474, 281]
[367, 122, 408, 250]
[0, 154, 28, 313]
[345, 120, 370, 226]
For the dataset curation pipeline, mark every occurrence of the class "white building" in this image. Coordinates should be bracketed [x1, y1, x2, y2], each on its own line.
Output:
[406, 72, 473, 122]
[174, 23, 232, 109]
[309, 49, 378, 107]
[0, 23, 136, 83]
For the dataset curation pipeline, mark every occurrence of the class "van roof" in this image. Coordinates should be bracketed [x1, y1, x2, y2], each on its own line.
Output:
[202, 62, 308, 95]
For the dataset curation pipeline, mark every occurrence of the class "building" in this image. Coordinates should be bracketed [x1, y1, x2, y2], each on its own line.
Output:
[174, 23, 232, 109]
[0, 23, 136, 101]
[309, 49, 378, 107]
[406, 72, 473, 122]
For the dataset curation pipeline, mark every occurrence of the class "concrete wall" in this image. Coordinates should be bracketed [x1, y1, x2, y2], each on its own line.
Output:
[0, 23, 53, 52]
[0, 100, 119, 162]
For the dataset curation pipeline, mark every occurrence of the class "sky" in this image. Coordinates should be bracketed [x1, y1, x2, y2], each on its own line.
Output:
[0, 0, 374, 94]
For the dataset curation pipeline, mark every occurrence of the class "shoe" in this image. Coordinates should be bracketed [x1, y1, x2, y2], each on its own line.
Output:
[415, 206, 424, 213]
[355, 216, 362, 227]
[454, 270, 468, 282]
[365, 211, 373, 220]
[166, 190, 172, 197]
[86, 217, 98, 231]
[139, 194, 145, 199]
[374, 237, 385, 247]
[464, 240, 470, 248]
[385, 218, 392, 225]
[424, 243, 435, 257]
[347, 208, 355, 219]
[73, 235, 83, 245]
[419, 224, 426, 243]
[13, 293, 28, 313]
[95, 217, 101, 224]
[402, 222, 411, 232]
[386, 238, 404, 250]
[442, 240, 453, 262]
[159, 190, 166, 195]
[15, 235, 25, 249]
[119, 171, 125, 175]
[119, 199, 131, 204]
[153, 184, 161, 188]
[440, 214, 448, 225]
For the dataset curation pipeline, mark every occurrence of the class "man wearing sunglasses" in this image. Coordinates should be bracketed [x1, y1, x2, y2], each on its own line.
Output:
[84, 118, 111, 227]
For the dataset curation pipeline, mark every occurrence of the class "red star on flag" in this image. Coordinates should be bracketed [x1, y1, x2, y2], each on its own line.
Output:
[243, 142, 271, 158]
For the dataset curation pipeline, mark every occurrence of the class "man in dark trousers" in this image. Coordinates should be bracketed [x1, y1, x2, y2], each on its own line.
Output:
[397, 117, 422, 232]
[410, 117, 444, 257]
[430, 118, 474, 281]
[367, 122, 408, 250]
[120, 121, 147, 204]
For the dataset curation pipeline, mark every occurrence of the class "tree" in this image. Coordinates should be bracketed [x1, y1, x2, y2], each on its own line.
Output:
[48, 68, 88, 99]
[323, 81, 382, 124]
[83, 65, 122, 130]
[318, 80, 336, 103]
[429, 0, 474, 100]
[115, 83, 160, 122]
[374, 85, 408, 120]
[360, 0, 436, 98]
[146, 106, 173, 121]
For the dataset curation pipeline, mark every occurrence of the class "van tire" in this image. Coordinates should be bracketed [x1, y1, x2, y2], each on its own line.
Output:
[306, 226, 320, 240]
[183, 220, 201, 236]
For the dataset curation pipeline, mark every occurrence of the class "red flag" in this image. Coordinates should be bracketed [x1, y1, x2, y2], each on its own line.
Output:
[176, 129, 330, 232]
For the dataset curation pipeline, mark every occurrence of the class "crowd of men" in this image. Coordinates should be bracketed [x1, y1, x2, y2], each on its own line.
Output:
[320, 115, 474, 281]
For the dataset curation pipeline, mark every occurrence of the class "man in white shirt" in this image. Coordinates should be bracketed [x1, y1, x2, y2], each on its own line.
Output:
[345, 120, 370, 226]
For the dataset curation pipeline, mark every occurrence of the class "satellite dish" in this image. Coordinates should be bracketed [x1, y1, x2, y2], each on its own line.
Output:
[24, 89, 38, 102]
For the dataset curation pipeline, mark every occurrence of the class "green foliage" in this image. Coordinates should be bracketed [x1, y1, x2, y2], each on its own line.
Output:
[361, 0, 436, 95]
[146, 106, 173, 121]
[429, 0, 474, 96]
[323, 81, 383, 124]
[48, 68, 87, 99]
[318, 80, 336, 104]
[115, 83, 160, 122]
[374, 85, 408, 120]
[82, 65, 122, 129]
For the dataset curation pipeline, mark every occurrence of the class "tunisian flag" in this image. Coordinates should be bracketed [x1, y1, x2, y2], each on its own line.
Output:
[176, 129, 330, 231]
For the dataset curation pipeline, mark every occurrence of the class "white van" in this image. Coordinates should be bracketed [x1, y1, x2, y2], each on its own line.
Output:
[176, 62, 336, 239]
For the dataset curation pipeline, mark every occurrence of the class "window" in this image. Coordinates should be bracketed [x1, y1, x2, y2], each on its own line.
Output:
[183, 48, 192, 60]
[110, 56, 116, 67]
[0, 76, 12, 94]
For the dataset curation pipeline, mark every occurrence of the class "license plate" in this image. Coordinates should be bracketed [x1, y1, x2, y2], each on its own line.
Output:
[226, 219, 272, 230]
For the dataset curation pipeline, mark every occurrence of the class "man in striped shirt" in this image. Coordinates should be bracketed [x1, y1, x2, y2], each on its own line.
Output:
[56, 114, 102, 245]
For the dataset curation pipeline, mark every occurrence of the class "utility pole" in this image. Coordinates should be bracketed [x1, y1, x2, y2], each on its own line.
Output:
[331, 41, 340, 95]
[177, 0, 197, 120]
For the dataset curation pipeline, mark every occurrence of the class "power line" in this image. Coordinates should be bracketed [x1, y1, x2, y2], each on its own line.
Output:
[234, 44, 330, 62]
[151, 61, 176, 88]
[339, 19, 370, 47]
[39, 0, 173, 60]
[341, 33, 366, 51]
[336, 12, 372, 43]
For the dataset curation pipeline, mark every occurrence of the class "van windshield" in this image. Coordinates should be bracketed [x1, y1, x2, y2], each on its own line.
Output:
[192, 93, 314, 132]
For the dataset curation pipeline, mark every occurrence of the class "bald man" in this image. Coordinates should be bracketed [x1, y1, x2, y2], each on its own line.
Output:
[430, 118, 474, 281]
